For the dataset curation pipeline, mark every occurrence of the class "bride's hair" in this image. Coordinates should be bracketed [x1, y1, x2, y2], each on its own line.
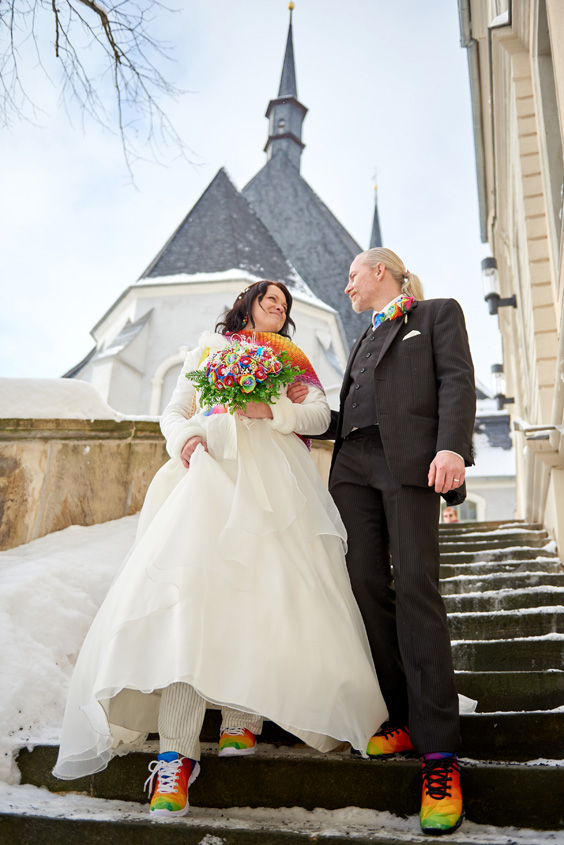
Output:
[216, 280, 296, 337]
[359, 248, 425, 301]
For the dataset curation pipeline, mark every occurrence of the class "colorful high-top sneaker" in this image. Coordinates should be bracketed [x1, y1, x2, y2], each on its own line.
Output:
[366, 722, 415, 758]
[420, 753, 463, 835]
[218, 727, 257, 757]
[145, 751, 200, 817]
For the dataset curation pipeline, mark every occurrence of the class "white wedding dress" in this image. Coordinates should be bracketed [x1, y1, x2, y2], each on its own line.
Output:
[53, 333, 388, 779]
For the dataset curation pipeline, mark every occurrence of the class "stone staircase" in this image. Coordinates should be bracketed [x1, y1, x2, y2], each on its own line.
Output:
[3, 520, 564, 843]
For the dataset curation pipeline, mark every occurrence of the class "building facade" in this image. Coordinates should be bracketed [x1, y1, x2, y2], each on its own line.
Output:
[459, 0, 564, 542]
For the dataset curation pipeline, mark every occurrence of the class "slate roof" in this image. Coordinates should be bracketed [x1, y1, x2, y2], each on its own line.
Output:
[243, 153, 368, 347]
[139, 168, 305, 291]
[474, 414, 513, 451]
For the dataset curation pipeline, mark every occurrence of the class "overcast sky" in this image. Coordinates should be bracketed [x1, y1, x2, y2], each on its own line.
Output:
[0, 0, 502, 389]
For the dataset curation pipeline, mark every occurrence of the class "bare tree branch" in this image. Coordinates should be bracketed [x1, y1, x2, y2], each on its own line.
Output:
[0, 0, 188, 173]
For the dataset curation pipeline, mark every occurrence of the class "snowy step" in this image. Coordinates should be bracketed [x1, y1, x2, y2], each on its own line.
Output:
[15, 745, 564, 831]
[439, 521, 544, 534]
[439, 537, 551, 554]
[451, 636, 564, 672]
[439, 528, 548, 543]
[439, 558, 562, 580]
[440, 569, 564, 595]
[1, 786, 560, 845]
[444, 586, 564, 613]
[455, 670, 564, 712]
[439, 548, 559, 564]
[447, 606, 564, 641]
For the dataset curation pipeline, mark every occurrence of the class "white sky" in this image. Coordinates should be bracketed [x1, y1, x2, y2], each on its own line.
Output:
[0, 0, 502, 388]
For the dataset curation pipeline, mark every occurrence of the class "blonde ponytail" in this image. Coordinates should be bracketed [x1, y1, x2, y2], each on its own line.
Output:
[359, 248, 425, 301]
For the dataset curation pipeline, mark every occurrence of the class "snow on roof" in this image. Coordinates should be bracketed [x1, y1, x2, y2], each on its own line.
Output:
[466, 431, 516, 478]
[137, 269, 331, 310]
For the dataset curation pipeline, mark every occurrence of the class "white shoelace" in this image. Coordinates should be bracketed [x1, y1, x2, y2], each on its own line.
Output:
[144, 757, 183, 796]
[221, 727, 248, 737]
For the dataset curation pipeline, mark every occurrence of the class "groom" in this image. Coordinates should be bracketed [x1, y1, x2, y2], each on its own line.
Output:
[290, 248, 475, 835]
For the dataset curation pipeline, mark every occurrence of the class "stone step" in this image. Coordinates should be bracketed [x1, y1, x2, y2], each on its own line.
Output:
[439, 558, 562, 580]
[440, 569, 564, 595]
[196, 709, 564, 760]
[455, 669, 564, 711]
[451, 636, 564, 671]
[444, 586, 564, 613]
[16, 745, 564, 831]
[439, 536, 551, 553]
[439, 528, 548, 543]
[439, 548, 559, 564]
[447, 606, 564, 641]
[439, 521, 544, 534]
[0, 808, 433, 845]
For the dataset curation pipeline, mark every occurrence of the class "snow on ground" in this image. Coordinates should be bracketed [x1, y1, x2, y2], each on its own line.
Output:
[1, 782, 563, 844]
[0, 378, 159, 421]
[0, 516, 138, 783]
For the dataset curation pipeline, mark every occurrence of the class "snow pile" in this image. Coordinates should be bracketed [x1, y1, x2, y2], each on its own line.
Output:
[0, 378, 120, 420]
[0, 378, 160, 422]
[0, 516, 138, 783]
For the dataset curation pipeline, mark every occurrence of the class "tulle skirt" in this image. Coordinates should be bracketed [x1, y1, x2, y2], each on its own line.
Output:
[53, 415, 388, 779]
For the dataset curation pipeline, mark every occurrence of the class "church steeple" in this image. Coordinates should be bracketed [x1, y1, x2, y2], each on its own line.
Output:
[264, 3, 308, 170]
[369, 182, 383, 248]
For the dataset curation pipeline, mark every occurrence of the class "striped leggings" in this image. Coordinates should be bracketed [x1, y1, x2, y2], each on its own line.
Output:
[159, 682, 263, 761]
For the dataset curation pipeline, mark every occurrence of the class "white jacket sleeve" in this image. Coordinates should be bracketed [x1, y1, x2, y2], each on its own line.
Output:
[266, 385, 331, 436]
[160, 346, 209, 461]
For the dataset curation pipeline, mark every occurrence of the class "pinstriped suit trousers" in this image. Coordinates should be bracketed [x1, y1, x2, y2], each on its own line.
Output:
[159, 682, 264, 760]
[329, 428, 460, 753]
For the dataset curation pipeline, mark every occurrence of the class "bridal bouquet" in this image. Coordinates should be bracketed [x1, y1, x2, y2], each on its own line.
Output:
[185, 336, 304, 414]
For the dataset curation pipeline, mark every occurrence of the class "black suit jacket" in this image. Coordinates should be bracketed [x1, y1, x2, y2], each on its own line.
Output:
[329, 299, 476, 504]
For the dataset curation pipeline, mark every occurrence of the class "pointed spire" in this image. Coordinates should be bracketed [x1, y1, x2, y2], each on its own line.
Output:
[278, 4, 297, 97]
[369, 181, 383, 248]
[264, 3, 307, 170]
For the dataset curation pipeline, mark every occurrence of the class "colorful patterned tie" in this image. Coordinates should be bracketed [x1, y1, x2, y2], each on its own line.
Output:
[372, 295, 415, 329]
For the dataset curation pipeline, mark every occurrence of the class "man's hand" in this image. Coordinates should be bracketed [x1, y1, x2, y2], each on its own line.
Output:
[180, 436, 208, 468]
[287, 381, 308, 404]
[428, 451, 465, 494]
[236, 402, 273, 420]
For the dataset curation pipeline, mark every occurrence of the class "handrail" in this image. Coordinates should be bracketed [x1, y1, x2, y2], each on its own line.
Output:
[513, 418, 564, 435]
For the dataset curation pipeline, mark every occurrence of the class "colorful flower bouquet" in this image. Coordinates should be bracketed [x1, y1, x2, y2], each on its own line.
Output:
[185, 336, 304, 414]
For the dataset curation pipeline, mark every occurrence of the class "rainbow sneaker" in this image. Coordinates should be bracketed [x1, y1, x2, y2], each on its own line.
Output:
[218, 727, 257, 757]
[366, 722, 415, 758]
[420, 754, 463, 835]
[145, 752, 200, 817]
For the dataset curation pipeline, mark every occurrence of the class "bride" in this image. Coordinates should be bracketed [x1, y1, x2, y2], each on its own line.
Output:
[53, 280, 388, 816]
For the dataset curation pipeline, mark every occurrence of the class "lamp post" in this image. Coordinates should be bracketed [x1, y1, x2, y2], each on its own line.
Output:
[491, 364, 515, 411]
[482, 257, 517, 315]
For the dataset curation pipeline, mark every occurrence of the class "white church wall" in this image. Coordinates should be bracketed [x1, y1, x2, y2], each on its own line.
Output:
[80, 275, 348, 416]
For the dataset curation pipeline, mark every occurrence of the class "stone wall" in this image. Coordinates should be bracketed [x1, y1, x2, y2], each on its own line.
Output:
[0, 419, 334, 551]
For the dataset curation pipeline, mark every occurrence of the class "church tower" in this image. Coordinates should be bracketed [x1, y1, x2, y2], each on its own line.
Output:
[264, 3, 308, 170]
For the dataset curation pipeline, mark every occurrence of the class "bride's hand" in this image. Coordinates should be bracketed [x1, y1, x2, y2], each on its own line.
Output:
[287, 381, 308, 404]
[180, 436, 208, 468]
[236, 402, 273, 420]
